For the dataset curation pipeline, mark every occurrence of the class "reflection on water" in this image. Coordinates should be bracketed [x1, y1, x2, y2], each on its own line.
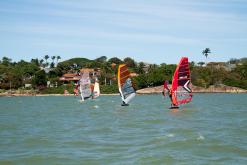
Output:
[0, 94, 247, 164]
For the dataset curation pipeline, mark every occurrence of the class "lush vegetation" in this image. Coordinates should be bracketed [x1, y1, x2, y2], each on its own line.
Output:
[39, 85, 75, 94]
[100, 84, 119, 94]
[0, 54, 247, 95]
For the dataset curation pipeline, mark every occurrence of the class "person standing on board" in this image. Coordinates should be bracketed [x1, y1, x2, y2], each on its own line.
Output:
[163, 80, 176, 107]
[64, 89, 69, 96]
[90, 83, 95, 99]
[73, 84, 79, 96]
[162, 80, 170, 96]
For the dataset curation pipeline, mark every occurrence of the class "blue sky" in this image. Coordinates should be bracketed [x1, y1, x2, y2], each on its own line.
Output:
[0, 0, 247, 64]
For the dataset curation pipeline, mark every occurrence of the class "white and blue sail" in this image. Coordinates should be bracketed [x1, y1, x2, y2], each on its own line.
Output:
[79, 72, 92, 101]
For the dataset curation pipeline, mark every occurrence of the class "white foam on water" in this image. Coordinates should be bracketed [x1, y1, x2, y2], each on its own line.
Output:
[197, 133, 205, 140]
[93, 105, 99, 109]
[78, 100, 84, 103]
[156, 135, 168, 140]
[167, 133, 175, 138]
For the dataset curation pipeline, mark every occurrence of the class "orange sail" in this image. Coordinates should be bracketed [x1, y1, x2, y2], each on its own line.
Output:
[118, 64, 135, 105]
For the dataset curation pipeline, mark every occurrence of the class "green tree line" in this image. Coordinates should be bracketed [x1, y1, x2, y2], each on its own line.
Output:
[0, 55, 247, 94]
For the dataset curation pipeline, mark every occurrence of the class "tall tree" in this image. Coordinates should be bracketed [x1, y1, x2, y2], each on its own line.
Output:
[56, 56, 61, 66]
[229, 58, 239, 64]
[198, 62, 205, 67]
[45, 62, 49, 68]
[31, 58, 39, 66]
[202, 48, 211, 64]
[108, 57, 123, 64]
[148, 64, 157, 72]
[123, 57, 136, 68]
[44, 55, 49, 64]
[32, 70, 47, 88]
[51, 56, 56, 63]
[95, 56, 107, 63]
[2, 57, 12, 66]
[39, 59, 44, 67]
[137, 62, 145, 74]
[100, 62, 113, 85]
[50, 62, 55, 68]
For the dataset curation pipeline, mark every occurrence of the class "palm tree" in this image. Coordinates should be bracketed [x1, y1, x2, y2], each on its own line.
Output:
[101, 62, 113, 85]
[202, 48, 211, 64]
[50, 62, 55, 68]
[45, 62, 49, 68]
[56, 56, 61, 66]
[137, 62, 145, 74]
[51, 56, 56, 63]
[45, 55, 50, 63]
[39, 59, 44, 67]
[148, 64, 157, 72]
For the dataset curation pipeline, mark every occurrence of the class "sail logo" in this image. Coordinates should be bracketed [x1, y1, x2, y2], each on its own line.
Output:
[183, 80, 192, 93]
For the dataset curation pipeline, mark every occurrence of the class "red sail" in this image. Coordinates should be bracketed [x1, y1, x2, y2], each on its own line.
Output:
[171, 57, 192, 106]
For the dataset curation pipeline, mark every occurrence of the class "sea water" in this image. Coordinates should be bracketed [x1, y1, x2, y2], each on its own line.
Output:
[0, 94, 246, 164]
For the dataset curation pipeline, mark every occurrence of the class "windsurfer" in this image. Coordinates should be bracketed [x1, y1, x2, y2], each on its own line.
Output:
[64, 89, 69, 96]
[163, 80, 170, 96]
[73, 84, 79, 96]
[165, 87, 175, 107]
[163, 80, 177, 107]
[169, 89, 177, 107]
[90, 84, 95, 99]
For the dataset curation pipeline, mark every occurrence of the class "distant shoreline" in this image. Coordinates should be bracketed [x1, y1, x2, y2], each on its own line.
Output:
[136, 84, 247, 94]
[0, 92, 246, 97]
[0, 93, 120, 97]
[0, 84, 246, 97]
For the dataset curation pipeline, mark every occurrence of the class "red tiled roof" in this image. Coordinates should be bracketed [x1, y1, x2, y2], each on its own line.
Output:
[62, 73, 78, 77]
[59, 77, 80, 81]
[130, 72, 139, 77]
[80, 68, 95, 72]
[59, 73, 80, 81]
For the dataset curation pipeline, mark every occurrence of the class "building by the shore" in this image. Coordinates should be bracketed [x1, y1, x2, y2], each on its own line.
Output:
[59, 73, 81, 84]
[59, 68, 101, 85]
[205, 61, 244, 71]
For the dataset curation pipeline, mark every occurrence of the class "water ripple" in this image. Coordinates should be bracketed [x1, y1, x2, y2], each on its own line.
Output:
[0, 94, 246, 164]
